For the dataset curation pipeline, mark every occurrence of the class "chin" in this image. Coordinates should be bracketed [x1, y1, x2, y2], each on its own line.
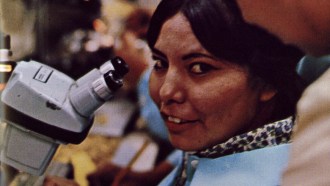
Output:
[169, 135, 204, 152]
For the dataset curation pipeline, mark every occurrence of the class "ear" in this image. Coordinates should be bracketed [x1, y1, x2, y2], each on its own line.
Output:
[259, 84, 277, 102]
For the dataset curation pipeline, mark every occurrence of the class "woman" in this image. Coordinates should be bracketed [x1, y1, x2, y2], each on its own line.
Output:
[147, 0, 305, 185]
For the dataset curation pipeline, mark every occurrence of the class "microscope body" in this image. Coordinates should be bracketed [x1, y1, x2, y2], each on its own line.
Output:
[0, 58, 128, 175]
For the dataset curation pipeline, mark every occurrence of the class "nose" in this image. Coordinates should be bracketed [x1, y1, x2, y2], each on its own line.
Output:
[159, 69, 185, 105]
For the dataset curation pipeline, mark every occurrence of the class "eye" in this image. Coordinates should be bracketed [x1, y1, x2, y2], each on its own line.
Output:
[189, 63, 216, 75]
[152, 56, 168, 71]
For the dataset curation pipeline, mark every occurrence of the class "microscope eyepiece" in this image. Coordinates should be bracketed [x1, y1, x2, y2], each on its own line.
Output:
[70, 57, 128, 118]
[111, 57, 129, 77]
[103, 70, 123, 92]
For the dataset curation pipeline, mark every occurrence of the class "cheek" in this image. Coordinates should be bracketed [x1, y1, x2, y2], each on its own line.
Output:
[197, 81, 259, 142]
[148, 73, 161, 105]
[196, 79, 255, 115]
[202, 89, 251, 125]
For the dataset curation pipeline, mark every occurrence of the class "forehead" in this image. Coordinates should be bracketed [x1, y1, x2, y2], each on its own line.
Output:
[161, 13, 192, 39]
[155, 13, 206, 53]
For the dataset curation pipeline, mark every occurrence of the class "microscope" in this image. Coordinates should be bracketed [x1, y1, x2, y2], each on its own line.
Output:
[0, 34, 129, 176]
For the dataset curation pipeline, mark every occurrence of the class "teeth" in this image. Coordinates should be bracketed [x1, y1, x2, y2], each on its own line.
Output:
[168, 116, 182, 124]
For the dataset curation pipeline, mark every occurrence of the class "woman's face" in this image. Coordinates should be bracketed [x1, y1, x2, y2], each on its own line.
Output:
[149, 13, 275, 151]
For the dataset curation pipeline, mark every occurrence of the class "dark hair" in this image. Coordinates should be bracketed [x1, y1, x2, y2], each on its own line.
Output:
[147, 0, 306, 122]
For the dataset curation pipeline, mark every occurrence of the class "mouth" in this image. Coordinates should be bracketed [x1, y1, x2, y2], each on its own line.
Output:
[165, 115, 200, 125]
[163, 114, 200, 133]
[168, 116, 187, 124]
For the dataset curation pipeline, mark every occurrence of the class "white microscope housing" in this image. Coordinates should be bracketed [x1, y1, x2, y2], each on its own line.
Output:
[0, 57, 128, 175]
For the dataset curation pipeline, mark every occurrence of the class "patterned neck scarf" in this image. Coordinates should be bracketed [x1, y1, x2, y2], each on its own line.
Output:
[174, 116, 294, 186]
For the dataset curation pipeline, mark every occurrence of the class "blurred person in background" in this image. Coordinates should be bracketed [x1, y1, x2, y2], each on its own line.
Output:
[114, 8, 152, 93]
[236, 0, 330, 185]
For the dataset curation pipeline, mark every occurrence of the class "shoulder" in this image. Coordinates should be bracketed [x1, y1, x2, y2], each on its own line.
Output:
[159, 145, 290, 186]
[192, 144, 290, 186]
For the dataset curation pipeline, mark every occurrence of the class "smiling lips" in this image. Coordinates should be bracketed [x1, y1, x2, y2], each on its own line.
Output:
[167, 115, 199, 124]
[168, 116, 185, 124]
[164, 114, 200, 133]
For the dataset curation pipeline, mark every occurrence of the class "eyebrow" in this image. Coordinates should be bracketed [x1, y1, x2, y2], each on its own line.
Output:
[182, 53, 216, 61]
[151, 48, 166, 58]
[151, 47, 216, 61]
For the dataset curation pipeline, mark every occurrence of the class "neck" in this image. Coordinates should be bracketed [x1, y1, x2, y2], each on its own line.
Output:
[244, 99, 276, 133]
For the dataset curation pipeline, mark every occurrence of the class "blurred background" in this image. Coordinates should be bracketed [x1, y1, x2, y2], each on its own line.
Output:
[0, 0, 177, 186]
